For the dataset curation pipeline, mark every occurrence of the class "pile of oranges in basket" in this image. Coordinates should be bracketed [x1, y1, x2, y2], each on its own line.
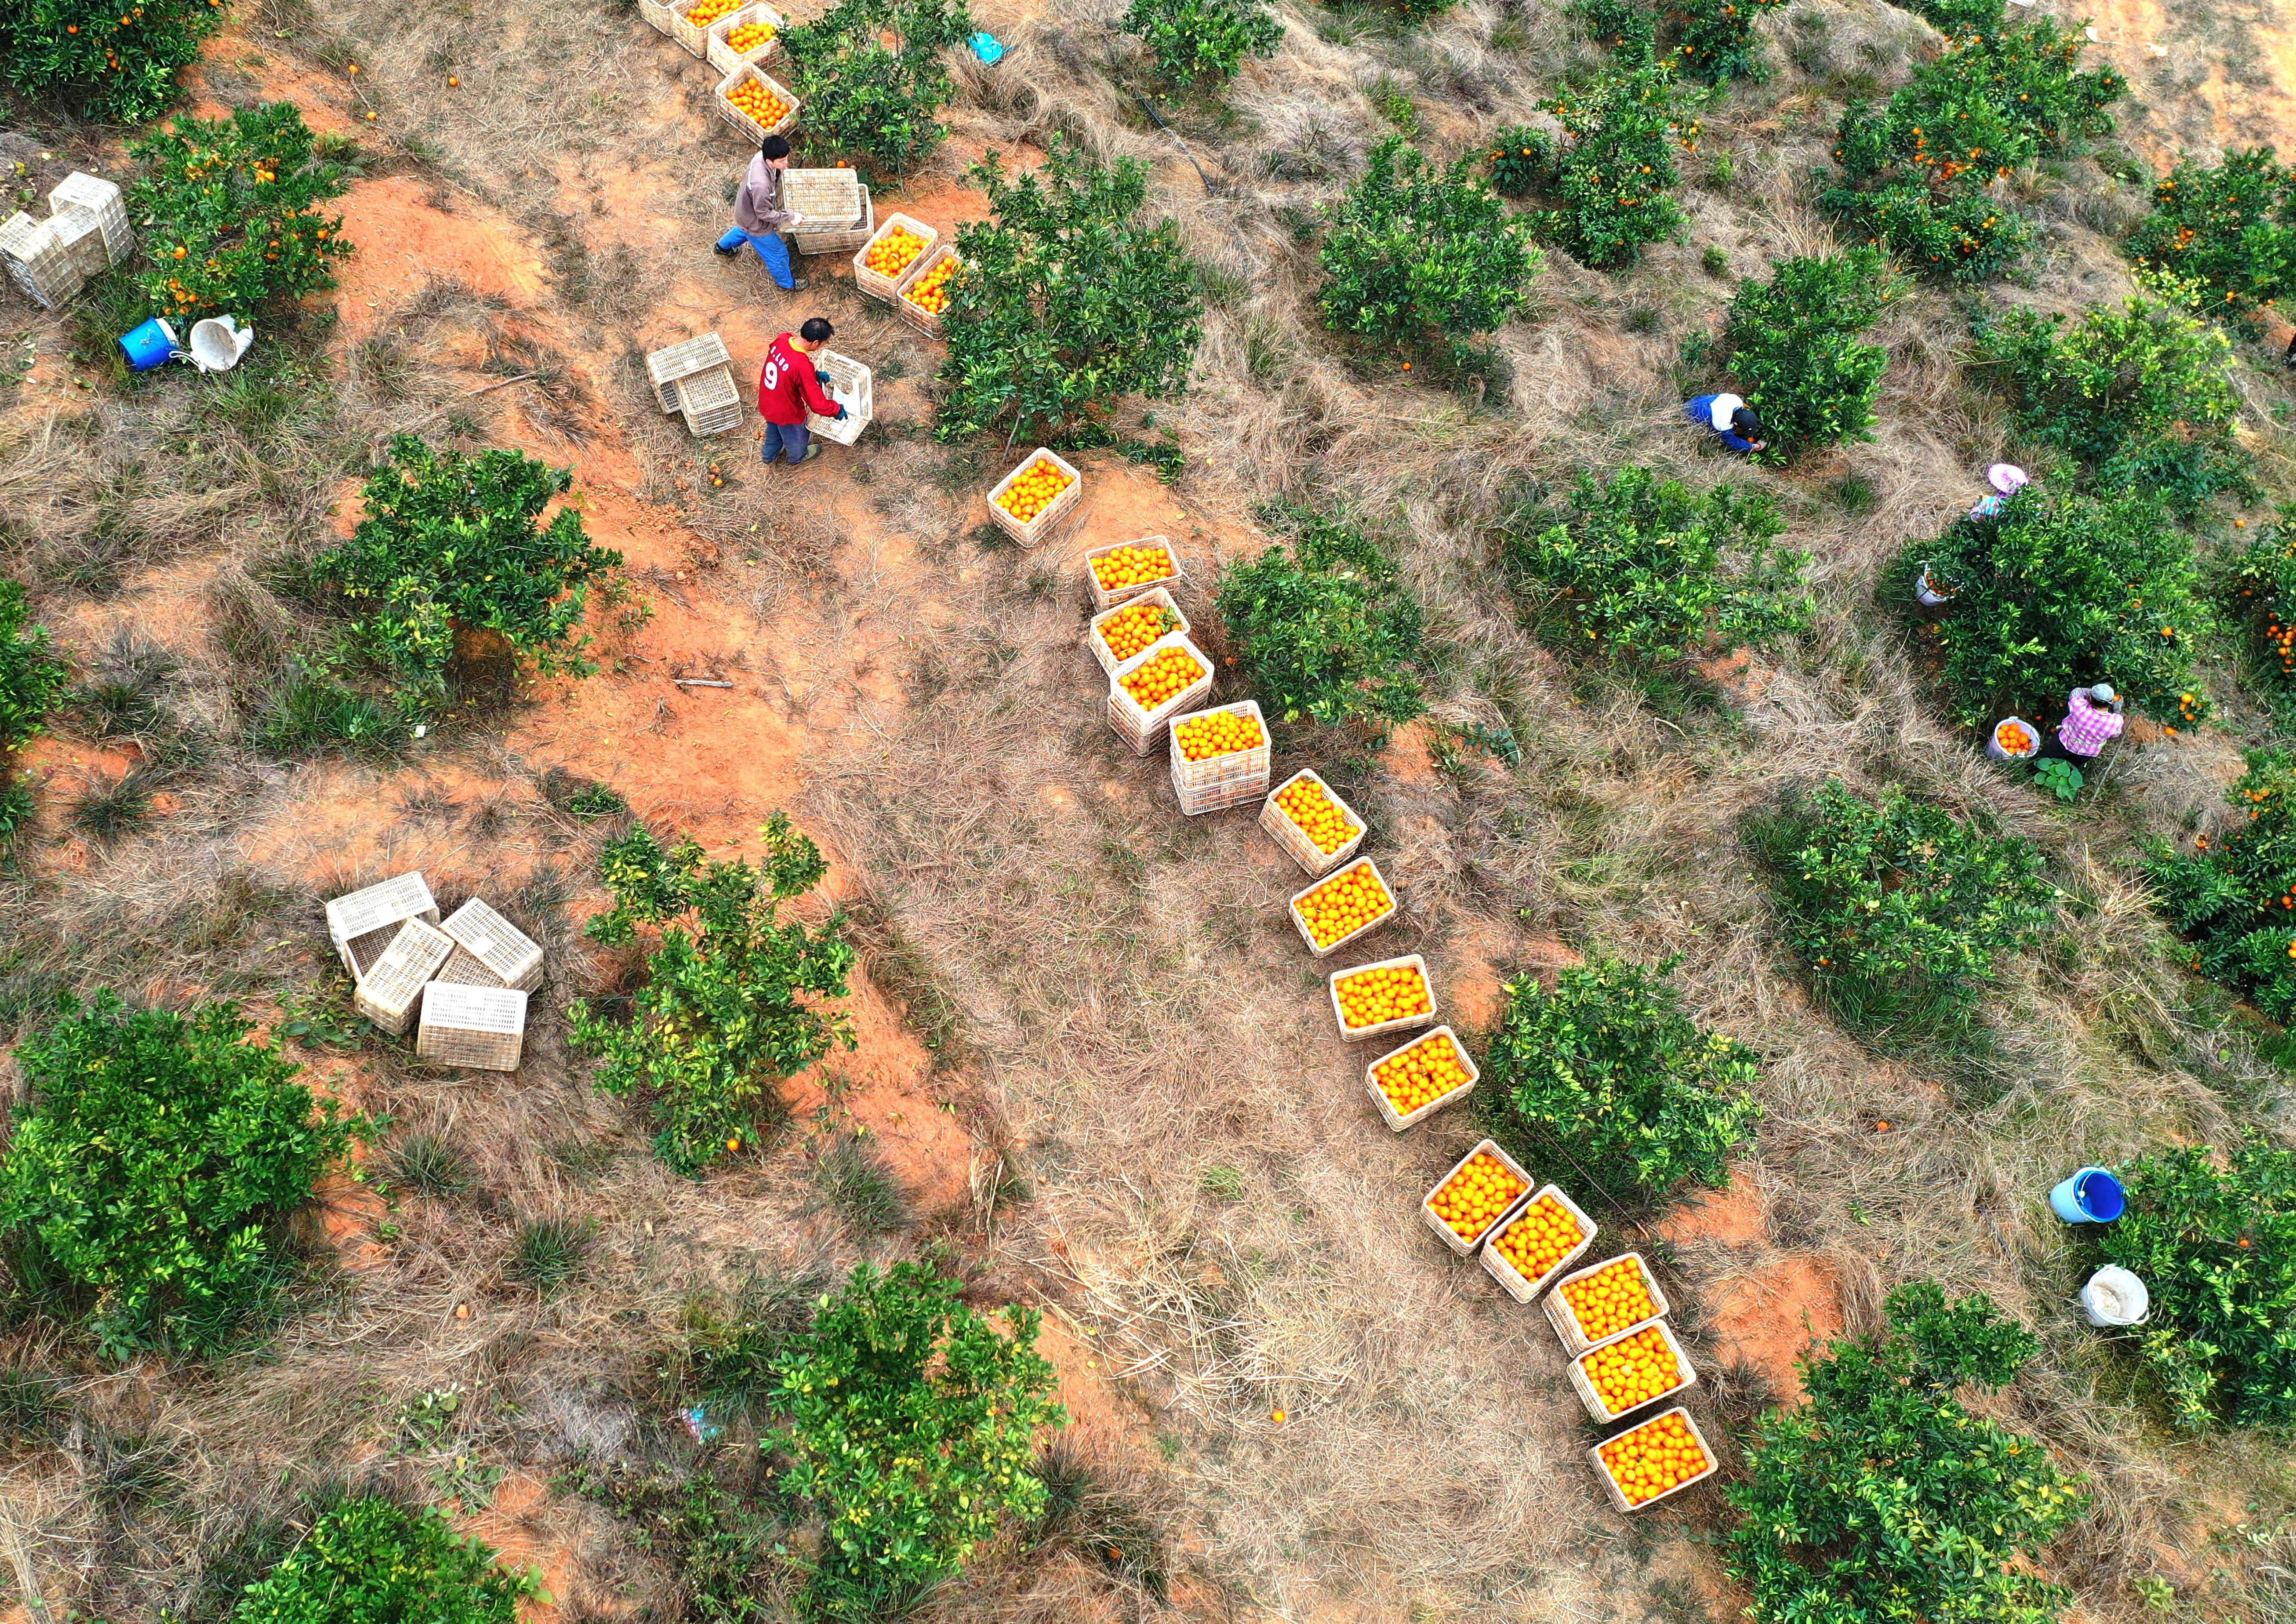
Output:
[687, 0, 741, 25]
[1490, 1192, 1585, 1286]
[903, 252, 959, 315]
[1091, 541, 1177, 595]
[1173, 707, 1264, 762]
[1558, 1256, 1660, 1344]
[1426, 1152, 1526, 1243]
[1294, 861, 1393, 949]
[1337, 961, 1431, 1033]
[1369, 1029, 1468, 1117]
[724, 16, 776, 50]
[727, 76, 788, 131]
[1272, 774, 1359, 857]
[1096, 599, 1175, 664]
[864, 225, 927, 280]
[1579, 1325, 1686, 1417]
[994, 456, 1072, 525]
[1119, 645, 1205, 711]
[1598, 1412, 1711, 1508]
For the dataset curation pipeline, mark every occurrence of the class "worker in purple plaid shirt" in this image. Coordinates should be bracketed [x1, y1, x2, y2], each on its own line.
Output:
[2056, 683, 2125, 758]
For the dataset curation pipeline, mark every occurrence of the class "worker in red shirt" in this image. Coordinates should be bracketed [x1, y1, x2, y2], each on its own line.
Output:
[759, 316, 845, 467]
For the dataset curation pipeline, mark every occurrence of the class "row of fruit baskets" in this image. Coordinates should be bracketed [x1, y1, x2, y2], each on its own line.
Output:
[1081, 549, 1720, 1514]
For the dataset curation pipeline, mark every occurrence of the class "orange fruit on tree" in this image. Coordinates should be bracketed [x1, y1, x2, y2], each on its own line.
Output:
[1427, 1151, 1526, 1242]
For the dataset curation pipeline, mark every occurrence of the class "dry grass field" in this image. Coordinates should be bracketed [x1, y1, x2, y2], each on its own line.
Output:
[4, 0, 2296, 1616]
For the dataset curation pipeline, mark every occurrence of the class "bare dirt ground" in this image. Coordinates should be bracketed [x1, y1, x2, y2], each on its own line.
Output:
[5, 0, 2296, 1615]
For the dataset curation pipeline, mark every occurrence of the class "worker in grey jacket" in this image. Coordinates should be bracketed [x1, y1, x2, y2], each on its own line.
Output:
[713, 135, 802, 291]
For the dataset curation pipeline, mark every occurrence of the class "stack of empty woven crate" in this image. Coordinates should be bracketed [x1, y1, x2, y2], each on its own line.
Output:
[1, 172, 134, 310]
[326, 873, 543, 1071]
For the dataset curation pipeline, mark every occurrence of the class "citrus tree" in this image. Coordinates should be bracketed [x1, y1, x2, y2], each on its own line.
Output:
[127, 101, 355, 320]
[569, 812, 856, 1177]
[2225, 510, 2296, 715]
[0, 0, 230, 123]
[1519, 61, 1704, 269]
[779, 0, 973, 178]
[935, 138, 1202, 444]
[1474, 955, 1759, 1207]
[1502, 464, 1809, 664]
[1912, 485, 2211, 724]
[773, 1261, 1064, 1620]
[1726, 1281, 2087, 1624]
[2094, 1135, 2296, 1431]
[0, 578, 68, 847]
[2127, 147, 2296, 327]
[230, 1497, 538, 1624]
[1317, 136, 1542, 359]
[314, 435, 621, 719]
[1216, 503, 1425, 732]
[2145, 750, 2296, 1021]
[1974, 287, 2250, 513]
[0, 992, 369, 1360]
[1668, 0, 1791, 80]
[1725, 248, 1905, 454]
[1122, 0, 1282, 85]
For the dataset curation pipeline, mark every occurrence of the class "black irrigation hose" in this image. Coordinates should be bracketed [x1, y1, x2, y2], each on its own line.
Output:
[1134, 92, 1216, 196]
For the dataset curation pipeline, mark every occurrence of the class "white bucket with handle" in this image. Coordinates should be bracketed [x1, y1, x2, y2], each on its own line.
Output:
[181, 315, 254, 373]
[2079, 1266, 2149, 1327]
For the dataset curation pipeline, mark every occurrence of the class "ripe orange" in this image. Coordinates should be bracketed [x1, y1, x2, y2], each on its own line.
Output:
[994, 456, 1072, 522]
[687, 0, 741, 24]
[1294, 860, 1391, 948]
[725, 18, 777, 50]
[904, 252, 960, 314]
[1559, 1255, 1659, 1344]
[1579, 1324, 1685, 1417]
[1490, 1193, 1584, 1285]
[1097, 599, 1176, 663]
[864, 225, 926, 277]
[1091, 542, 1176, 592]
[1370, 1028, 1466, 1115]
[1337, 961, 1432, 1033]
[1174, 707, 1264, 762]
[1274, 775, 1359, 856]
[1597, 1410, 1708, 1507]
[1428, 1152, 1526, 1243]
[728, 77, 787, 128]
[1119, 645, 1205, 709]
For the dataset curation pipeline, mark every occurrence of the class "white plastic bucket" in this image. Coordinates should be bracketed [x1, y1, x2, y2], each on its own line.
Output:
[1988, 717, 2040, 762]
[2079, 1266, 2149, 1327]
[183, 315, 254, 373]
[1915, 565, 1955, 607]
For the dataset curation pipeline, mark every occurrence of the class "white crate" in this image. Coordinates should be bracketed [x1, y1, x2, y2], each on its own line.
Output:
[705, 1, 782, 73]
[1544, 1252, 1672, 1357]
[1420, 1139, 1535, 1257]
[1479, 1185, 1598, 1304]
[1363, 1024, 1478, 1133]
[806, 349, 872, 447]
[1106, 631, 1213, 756]
[1261, 769, 1366, 878]
[1569, 1317, 1699, 1424]
[415, 982, 529, 1071]
[353, 919, 454, 1037]
[1083, 535, 1183, 611]
[1288, 855, 1396, 958]
[0, 212, 84, 310]
[715, 63, 800, 143]
[852, 213, 937, 302]
[326, 873, 440, 975]
[1588, 1406, 1719, 1513]
[50, 172, 132, 265]
[1167, 700, 1269, 816]
[986, 447, 1084, 547]
[1086, 586, 1187, 679]
[1331, 953, 1437, 1043]
[441, 896, 544, 993]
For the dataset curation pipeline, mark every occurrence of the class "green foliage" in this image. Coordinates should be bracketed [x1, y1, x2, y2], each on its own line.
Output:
[1762, 780, 2054, 1017]
[773, 1261, 1065, 1620]
[779, 0, 973, 178]
[1668, 0, 1790, 80]
[1724, 248, 1905, 454]
[1974, 289, 2251, 513]
[1473, 955, 1760, 1207]
[1726, 1282, 2085, 1624]
[315, 435, 621, 718]
[1823, 18, 2120, 279]
[1485, 124, 1546, 198]
[1520, 61, 1704, 269]
[1318, 136, 1543, 356]
[1915, 485, 2211, 723]
[229, 1496, 537, 1624]
[934, 139, 1202, 444]
[2032, 757, 2083, 800]
[1502, 465, 1809, 664]
[0, 0, 229, 124]
[683, 1266, 829, 1432]
[127, 102, 354, 320]
[1121, 0, 1281, 85]
[0, 578, 68, 849]
[2144, 750, 2296, 1022]
[567, 1461, 785, 1623]
[1572, 0, 1658, 61]
[2225, 510, 2296, 714]
[1215, 503, 1425, 731]
[2097, 1135, 2296, 1431]
[2127, 147, 2296, 327]
[0, 993, 367, 1360]
[569, 813, 856, 1177]
[253, 655, 407, 756]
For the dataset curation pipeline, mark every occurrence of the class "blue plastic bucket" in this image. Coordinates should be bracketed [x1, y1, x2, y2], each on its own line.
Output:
[118, 317, 179, 372]
[2049, 1167, 2126, 1224]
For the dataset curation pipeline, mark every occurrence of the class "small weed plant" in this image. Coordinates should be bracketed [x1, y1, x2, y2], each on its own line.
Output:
[566, 1460, 786, 1623]
[1726, 1281, 2087, 1623]
[1521, 61, 1703, 269]
[127, 102, 354, 320]
[936, 139, 1202, 445]
[1758, 780, 2053, 1024]
[1318, 136, 1543, 360]
[1724, 248, 1905, 455]
[1912, 486, 2212, 724]
[0, 993, 369, 1360]
[773, 1261, 1065, 1620]
[1122, 0, 1281, 85]
[779, 0, 973, 178]
[2145, 751, 2296, 1021]
[1502, 465, 1810, 664]
[2127, 147, 2296, 327]
[1474, 955, 1760, 1207]
[229, 1496, 538, 1624]
[0, 0, 231, 124]
[1216, 503, 1425, 732]
[0, 578, 68, 847]
[1974, 285, 2251, 513]
[2096, 1134, 2296, 1431]
[569, 812, 857, 1176]
[316, 435, 622, 719]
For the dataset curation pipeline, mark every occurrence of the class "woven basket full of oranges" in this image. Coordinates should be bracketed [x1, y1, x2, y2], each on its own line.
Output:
[1570, 1318, 1697, 1423]
[1420, 1140, 1533, 1256]
[1084, 535, 1183, 610]
[1107, 633, 1212, 755]
[897, 243, 963, 334]
[1289, 856, 1395, 958]
[988, 448, 1082, 545]
[715, 65, 798, 141]
[1480, 1186, 1597, 1303]
[1330, 953, 1437, 1044]
[853, 213, 936, 301]
[705, 1, 781, 73]
[1087, 587, 1186, 678]
[1168, 701, 1270, 815]
[1260, 768, 1365, 878]
[1544, 1252, 1670, 1355]
[1590, 1406, 1716, 1512]
[1363, 1024, 1476, 1130]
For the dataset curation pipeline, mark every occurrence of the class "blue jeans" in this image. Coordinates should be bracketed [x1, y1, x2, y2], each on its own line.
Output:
[762, 419, 812, 464]
[716, 226, 795, 290]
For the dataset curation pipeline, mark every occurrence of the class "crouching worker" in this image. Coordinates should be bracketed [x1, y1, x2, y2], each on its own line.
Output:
[1684, 391, 1767, 455]
[759, 317, 845, 468]
[714, 135, 803, 291]
[2052, 683, 2125, 761]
